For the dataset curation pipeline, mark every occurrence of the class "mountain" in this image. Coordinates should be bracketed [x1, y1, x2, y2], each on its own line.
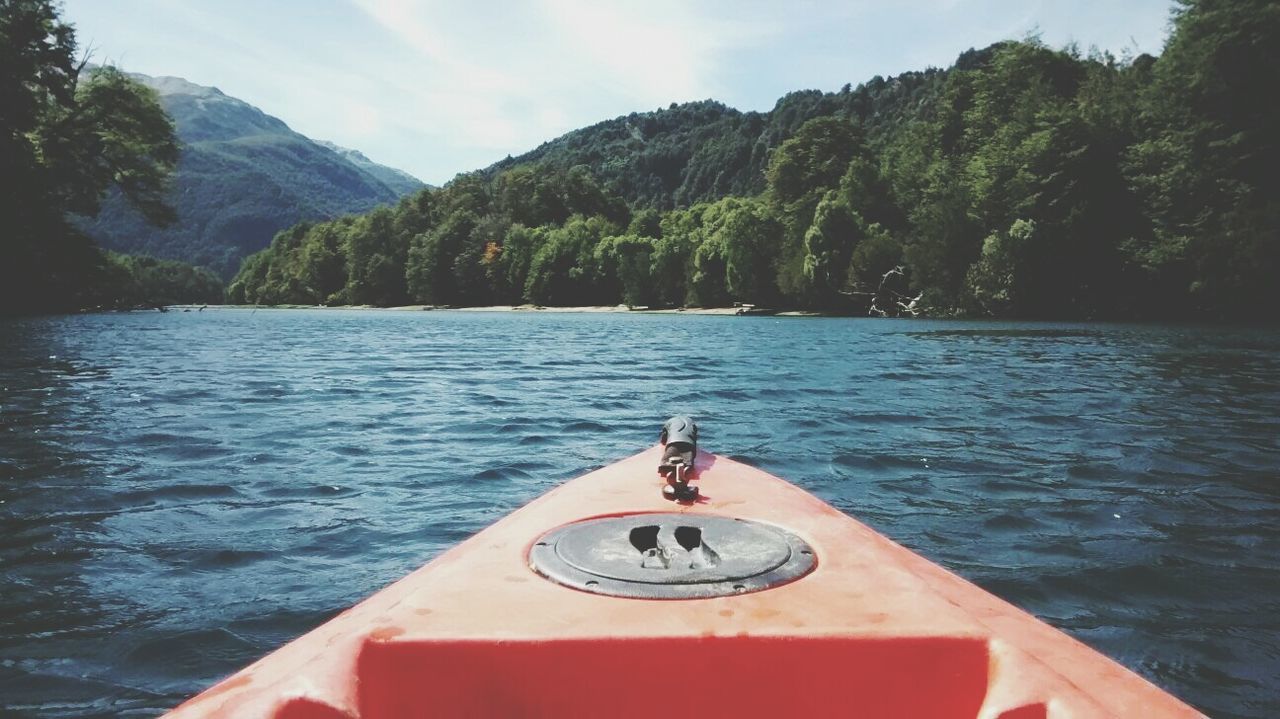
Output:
[316, 140, 427, 197]
[79, 73, 425, 278]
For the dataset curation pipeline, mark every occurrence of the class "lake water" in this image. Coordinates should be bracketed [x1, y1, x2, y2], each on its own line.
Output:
[1, 309, 1277, 718]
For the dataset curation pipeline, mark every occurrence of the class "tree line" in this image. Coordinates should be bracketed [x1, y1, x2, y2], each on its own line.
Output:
[231, 0, 1278, 320]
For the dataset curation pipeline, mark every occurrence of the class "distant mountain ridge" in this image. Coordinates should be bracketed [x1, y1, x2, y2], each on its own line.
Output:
[315, 140, 426, 197]
[79, 72, 425, 278]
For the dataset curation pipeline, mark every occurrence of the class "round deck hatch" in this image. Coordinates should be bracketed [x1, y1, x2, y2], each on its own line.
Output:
[529, 513, 816, 599]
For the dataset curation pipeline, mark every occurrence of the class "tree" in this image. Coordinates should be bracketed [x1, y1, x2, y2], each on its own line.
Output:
[627, 208, 662, 238]
[802, 192, 860, 303]
[650, 207, 704, 306]
[682, 198, 782, 306]
[847, 223, 903, 294]
[715, 200, 783, 303]
[299, 223, 348, 304]
[965, 219, 1039, 316]
[493, 164, 567, 227]
[497, 224, 540, 304]
[104, 252, 223, 306]
[766, 116, 869, 208]
[523, 215, 618, 305]
[766, 116, 875, 304]
[594, 234, 654, 307]
[689, 231, 729, 307]
[455, 214, 508, 304]
[406, 210, 476, 304]
[1122, 0, 1280, 317]
[344, 206, 405, 305]
[223, 10, 1280, 321]
[1, 0, 179, 312]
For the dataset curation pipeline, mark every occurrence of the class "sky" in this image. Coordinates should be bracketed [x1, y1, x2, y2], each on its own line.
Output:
[59, 0, 1177, 186]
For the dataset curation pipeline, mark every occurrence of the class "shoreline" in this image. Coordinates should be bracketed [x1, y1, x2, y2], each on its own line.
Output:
[169, 304, 826, 317]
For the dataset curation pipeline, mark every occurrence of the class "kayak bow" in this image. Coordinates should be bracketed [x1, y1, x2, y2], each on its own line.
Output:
[165, 423, 1203, 718]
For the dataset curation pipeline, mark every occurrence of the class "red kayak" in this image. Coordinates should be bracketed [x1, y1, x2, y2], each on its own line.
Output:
[165, 420, 1203, 718]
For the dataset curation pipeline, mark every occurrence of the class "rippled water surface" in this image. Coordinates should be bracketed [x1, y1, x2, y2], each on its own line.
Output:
[1, 310, 1278, 718]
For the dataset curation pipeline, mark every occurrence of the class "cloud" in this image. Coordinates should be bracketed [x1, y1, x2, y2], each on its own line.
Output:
[293, 0, 1176, 181]
[62, 0, 1175, 184]
[534, 0, 715, 103]
[344, 0, 773, 156]
[339, 102, 382, 137]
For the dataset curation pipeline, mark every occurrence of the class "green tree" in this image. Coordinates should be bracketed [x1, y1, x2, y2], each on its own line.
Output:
[524, 215, 618, 305]
[766, 116, 875, 304]
[594, 234, 654, 307]
[965, 219, 1039, 316]
[649, 235, 694, 307]
[299, 223, 348, 304]
[715, 200, 783, 302]
[689, 235, 729, 306]
[802, 192, 860, 303]
[684, 198, 782, 306]
[497, 224, 540, 304]
[627, 208, 662, 238]
[766, 116, 870, 210]
[847, 223, 903, 294]
[650, 207, 704, 306]
[2, 0, 179, 312]
[104, 252, 223, 306]
[226, 11, 1280, 321]
[406, 211, 476, 304]
[493, 164, 567, 226]
[1122, 0, 1280, 317]
[345, 206, 405, 305]
[455, 214, 508, 304]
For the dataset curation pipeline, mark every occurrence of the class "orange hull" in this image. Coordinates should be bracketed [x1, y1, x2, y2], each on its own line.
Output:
[166, 448, 1203, 718]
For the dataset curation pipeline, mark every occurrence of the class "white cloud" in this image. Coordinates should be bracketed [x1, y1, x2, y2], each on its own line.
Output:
[342, 0, 775, 164]
[534, 0, 714, 103]
[339, 102, 382, 137]
[61, 0, 1175, 184]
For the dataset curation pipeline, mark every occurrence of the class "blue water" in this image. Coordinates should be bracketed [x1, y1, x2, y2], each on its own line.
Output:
[1, 310, 1278, 718]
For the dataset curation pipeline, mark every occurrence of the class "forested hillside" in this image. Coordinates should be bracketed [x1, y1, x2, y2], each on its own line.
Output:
[484, 69, 944, 211]
[232, 0, 1279, 321]
[78, 73, 425, 279]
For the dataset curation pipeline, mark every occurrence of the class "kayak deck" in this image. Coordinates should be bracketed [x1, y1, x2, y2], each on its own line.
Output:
[166, 448, 1203, 718]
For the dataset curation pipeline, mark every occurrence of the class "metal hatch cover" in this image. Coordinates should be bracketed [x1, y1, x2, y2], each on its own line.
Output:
[528, 513, 816, 599]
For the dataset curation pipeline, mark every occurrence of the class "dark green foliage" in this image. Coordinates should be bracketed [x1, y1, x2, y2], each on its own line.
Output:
[847, 224, 903, 295]
[101, 253, 224, 307]
[767, 117, 868, 207]
[406, 210, 476, 305]
[594, 234, 655, 307]
[483, 73, 946, 212]
[233, 0, 1279, 320]
[360, 207, 411, 305]
[768, 117, 881, 306]
[493, 224, 538, 304]
[524, 216, 621, 306]
[803, 193, 859, 301]
[691, 198, 783, 306]
[1120, 0, 1280, 318]
[1, 0, 185, 313]
[965, 219, 1040, 316]
[233, 162, 646, 309]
